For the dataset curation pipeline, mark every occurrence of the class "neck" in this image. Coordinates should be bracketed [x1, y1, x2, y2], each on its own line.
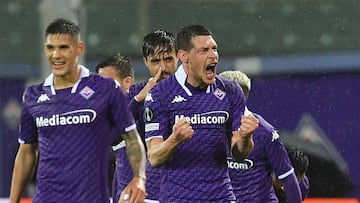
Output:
[53, 66, 81, 90]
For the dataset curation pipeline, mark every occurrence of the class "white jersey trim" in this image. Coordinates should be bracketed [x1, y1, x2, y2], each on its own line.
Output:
[175, 64, 211, 96]
[43, 65, 90, 95]
[278, 167, 295, 180]
[112, 140, 126, 151]
[145, 136, 163, 142]
[144, 199, 160, 203]
[125, 123, 137, 132]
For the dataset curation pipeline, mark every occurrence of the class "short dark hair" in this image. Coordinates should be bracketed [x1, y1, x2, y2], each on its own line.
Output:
[45, 18, 80, 39]
[96, 53, 134, 79]
[142, 30, 175, 58]
[175, 25, 213, 53]
[287, 146, 309, 176]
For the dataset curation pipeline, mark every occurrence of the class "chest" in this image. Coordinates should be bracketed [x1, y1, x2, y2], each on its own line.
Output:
[28, 87, 109, 126]
[166, 91, 232, 129]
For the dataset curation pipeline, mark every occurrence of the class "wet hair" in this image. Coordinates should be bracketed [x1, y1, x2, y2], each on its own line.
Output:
[175, 25, 213, 53]
[45, 18, 81, 39]
[96, 53, 134, 79]
[287, 146, 309, 176]
[219, 70, 251, 99]
[142, 30, 175, 58]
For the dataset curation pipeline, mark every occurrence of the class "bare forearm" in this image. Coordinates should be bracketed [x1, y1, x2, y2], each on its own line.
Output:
[147, 137, 179, 167]
[147, 117, 193, 167]
[10, 145, 37, 203]
[124, 130, 146, 180]
[231, 131, 254, 162]
[231, 114, 258, 161]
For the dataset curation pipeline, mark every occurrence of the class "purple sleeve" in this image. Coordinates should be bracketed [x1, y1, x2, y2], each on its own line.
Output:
[129, 97, 142, 120]
[282, 172, 302, 203]
[300, 175, 310, 200]
[19, 89, 38, 144]
[109, 82, 135, 135]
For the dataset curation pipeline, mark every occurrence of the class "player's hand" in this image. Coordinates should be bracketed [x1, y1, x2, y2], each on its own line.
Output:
[239, 114, 259, 139]
[118, 177, 146, 203]
[171, 117, 194, 143]
[135, 66, 162, 102]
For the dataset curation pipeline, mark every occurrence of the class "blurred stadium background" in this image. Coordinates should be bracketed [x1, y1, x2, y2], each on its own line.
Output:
[0, 0, 359, 200]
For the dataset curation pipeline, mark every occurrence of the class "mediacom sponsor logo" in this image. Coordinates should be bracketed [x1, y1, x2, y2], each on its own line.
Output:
[227, 159, 254, 170]
[36, 109, 97, 127]
[175, 111, 229, 125]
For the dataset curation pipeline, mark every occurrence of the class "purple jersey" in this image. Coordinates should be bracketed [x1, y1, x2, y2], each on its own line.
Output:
[128, 81, 162, 201]
[19, 66, 135, 203]
[111, 80, 162, 202]
[144, 65, 245, 202]
[128, 81, 148, 143]
[111, 143, 132, 202]
[227, 111, 293, 203]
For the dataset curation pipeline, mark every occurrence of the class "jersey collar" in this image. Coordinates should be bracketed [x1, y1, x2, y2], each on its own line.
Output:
[175, 64, 212, 96]
[43, 65, 90, 95]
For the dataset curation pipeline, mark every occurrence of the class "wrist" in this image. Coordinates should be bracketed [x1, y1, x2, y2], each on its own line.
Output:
[135, 174, 146, 182]
[134, 95, 140, 102]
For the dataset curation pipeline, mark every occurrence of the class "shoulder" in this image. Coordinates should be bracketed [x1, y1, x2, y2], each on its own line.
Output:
[25, 82, 44, 93]
[88, 73, 119, 89]
[151, 75, 176, 93]
[87, 73, 111, 83]
[146, 76, 177, 104]
[129, 81, 147, 95]
[252, 112, 280, 141]
[216, 75, 241, 91]
[216, 75, 244, 99]
[253, 113, 275, 131]
[22, 82, 45, 103]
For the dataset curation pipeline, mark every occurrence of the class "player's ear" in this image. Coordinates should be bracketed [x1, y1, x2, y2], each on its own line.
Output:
[143, 56, 149, 67]
[177, 49, 188, 64]
[123, 76, 133, 91]
[77, 40, 85, 55]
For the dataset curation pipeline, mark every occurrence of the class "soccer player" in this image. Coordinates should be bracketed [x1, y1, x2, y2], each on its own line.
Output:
[114, 30, 178, 203]
[219, 70, 302, 203]
[9, 18, 146, 203]
[96, 53, 134, 93]
[143, 25, 259, 202]
[95, 53, 135, 201]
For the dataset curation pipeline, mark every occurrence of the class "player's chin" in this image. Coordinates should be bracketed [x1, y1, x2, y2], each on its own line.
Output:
[160, 75, 170, 80]
[205, 77, 215, 85]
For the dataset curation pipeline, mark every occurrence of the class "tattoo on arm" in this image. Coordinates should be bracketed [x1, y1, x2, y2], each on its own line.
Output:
[123, 129, 146, 180]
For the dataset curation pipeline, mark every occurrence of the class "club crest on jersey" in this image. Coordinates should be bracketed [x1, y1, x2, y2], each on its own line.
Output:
[79, 86, 95, 100]
[213, 88, 226, 100]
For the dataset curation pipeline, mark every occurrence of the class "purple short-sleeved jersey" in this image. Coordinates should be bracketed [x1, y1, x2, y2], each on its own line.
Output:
[227, 111, 293, 203]
[19, 66, 135, 203]
[144, 65, 245, 202]
[129, 81, 162, 201]
[111, 80, 162, 202]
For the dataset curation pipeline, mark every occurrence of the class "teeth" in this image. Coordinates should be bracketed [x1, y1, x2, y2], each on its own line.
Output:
[207, 64, 216, 70]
